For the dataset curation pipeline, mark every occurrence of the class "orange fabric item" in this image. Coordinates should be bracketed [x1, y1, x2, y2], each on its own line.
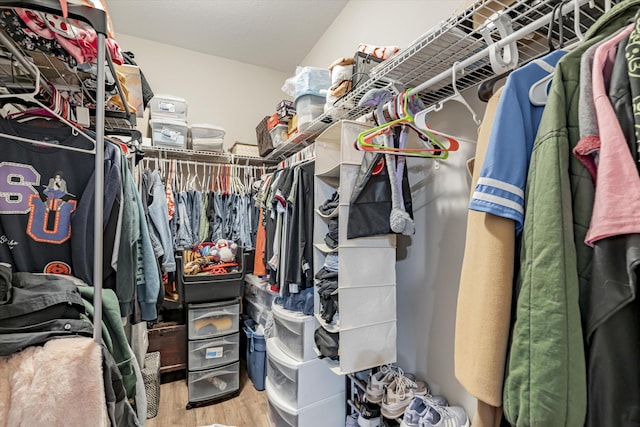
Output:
[253, 208, 267, 276]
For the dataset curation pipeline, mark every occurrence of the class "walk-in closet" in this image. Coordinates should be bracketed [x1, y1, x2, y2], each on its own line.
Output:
[0, 1, 638, 427]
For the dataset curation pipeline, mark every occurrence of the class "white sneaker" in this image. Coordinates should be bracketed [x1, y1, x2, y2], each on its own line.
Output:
[380, 375, 428, 420]
[418, 405, 469, 427]
[365, 365, 414, 404]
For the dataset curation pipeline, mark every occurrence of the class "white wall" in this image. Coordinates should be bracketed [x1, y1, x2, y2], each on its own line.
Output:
[300, 0, 460, 69]
[302, 0, 482, 416]
[115, 34, 292, 150]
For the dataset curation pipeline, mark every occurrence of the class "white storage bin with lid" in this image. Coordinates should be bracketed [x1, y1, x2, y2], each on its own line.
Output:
[188, 333, 240, 371]
[295, 94, 324, 132]
[271, 303, 316, 362]
[266, 379, 345, 427]
[188, 300, 240, 340]
[188, 361, 240, 402]
[190, 124, 225, 140]
[150, 94, 188, 120]
[149, 118, 188, 148]
[266, 338, 343, 409]
[269, 124, 289, 147]
[192, 138, 224, 152]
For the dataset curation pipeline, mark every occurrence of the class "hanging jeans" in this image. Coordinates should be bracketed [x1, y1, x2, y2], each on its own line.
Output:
[176, 192, 193, 248]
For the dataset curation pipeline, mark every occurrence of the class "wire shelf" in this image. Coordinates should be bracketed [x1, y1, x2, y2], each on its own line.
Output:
[371, 0, 618, 106]
[263, 0, 619, 161]
[143, 144, 278, 165]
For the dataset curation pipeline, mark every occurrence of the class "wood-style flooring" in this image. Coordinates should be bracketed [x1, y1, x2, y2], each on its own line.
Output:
[146, 365, 269, 427]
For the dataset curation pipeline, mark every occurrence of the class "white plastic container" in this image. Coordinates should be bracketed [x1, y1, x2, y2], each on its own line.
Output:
[187, 361, 239, 403]
[190, 123, 225, 140]
[188, 300, 240, 340]
[271, 303, 316, 362]
[149, 118, 188, 148]
[266, 379, 345, 427]
[266, 338, 343, 409]
[269, 124, 289, 147]
[295, 94, 325, 132]
[192, 138, 224, 152]
[149, 94, 188, 120]
[188, 333, 240, 371]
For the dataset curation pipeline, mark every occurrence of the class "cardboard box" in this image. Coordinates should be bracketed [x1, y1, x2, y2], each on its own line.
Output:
[287, 114, 298, 137]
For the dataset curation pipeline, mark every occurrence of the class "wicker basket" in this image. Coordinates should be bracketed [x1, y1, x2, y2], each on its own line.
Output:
[143, 351, 161, 419]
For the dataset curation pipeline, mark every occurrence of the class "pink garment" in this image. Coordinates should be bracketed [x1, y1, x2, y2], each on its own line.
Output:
[587, 24, 640, 245]
[15, 8, 123, 65]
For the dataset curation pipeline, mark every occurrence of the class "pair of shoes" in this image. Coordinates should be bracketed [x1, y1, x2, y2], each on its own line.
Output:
[399, 395, 469, 427]
[358, 402, 381, 427]
[365, 365, 415, 404]
[380, 374, 429, 420]
[399, 395, 448, 427]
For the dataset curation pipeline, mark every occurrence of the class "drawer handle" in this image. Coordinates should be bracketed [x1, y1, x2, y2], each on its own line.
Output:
[192, 309, 236, 321]
[192, 369, 234, 383]
[192, 340, 235, 352]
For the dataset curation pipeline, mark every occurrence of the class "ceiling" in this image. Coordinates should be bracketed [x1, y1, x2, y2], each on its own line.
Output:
[105, 0, 349, 73]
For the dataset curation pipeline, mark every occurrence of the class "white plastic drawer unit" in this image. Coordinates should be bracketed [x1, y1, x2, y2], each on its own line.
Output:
[188, 361, 239, 403]
[266, 379, 345, 427]
[266, 338, 343, 409]
[271, 303, 317, 362]
[188, 333, 240, 371]
[149, 118, 188, 148]
[150, 94, 188, 120]
[188, 300, 239, 340]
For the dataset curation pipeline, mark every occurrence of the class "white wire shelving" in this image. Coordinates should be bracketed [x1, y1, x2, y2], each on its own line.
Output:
[265, 0, 619, 161]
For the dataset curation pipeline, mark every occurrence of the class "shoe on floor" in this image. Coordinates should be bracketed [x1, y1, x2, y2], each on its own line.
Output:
[365, 365, 415, 404]
[380, 375, 428, 420]
[399, 395, 449, 427]
[418, 405, 469, 427]
[358, 402, 381, 427]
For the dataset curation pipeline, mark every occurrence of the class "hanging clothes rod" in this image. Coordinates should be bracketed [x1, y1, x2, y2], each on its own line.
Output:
[91, 32, 106, 344]
[407, 0, 589, 98]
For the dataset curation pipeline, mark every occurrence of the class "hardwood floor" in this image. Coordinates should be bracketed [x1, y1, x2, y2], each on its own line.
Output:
[146, 364, 270, 427]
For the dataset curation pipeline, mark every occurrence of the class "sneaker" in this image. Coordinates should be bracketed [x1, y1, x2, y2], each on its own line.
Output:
[380, 375, 429, 420]
[418, 405, 469, 427]
[365, 366, 415, 404]
[399, 395, 449, 427]
[358, 402, 381, 427]
[346, 413, 359, 427]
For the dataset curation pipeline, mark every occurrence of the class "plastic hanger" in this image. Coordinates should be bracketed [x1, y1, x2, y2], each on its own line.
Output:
[529, 0, 568, 106]
[356, 90, 459, 158]
[431, 63, 481, 126]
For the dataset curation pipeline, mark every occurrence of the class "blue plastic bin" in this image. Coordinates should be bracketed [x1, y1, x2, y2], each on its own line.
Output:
[243, 319, 267, 391]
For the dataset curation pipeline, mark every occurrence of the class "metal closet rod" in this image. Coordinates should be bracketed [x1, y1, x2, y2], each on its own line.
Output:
[407, 0, 590, 98]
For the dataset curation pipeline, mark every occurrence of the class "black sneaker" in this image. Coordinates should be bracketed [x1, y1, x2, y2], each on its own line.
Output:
[358, 402, 381, 427]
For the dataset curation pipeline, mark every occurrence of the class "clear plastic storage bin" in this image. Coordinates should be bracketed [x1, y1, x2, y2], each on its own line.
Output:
[188, 333, 240, 371]
[269, 124, 289, 147]
[266, 338, 343, 409]
[187, 361, 240, 403]
[294, 94, 324, 132]
[188, 300, 240, 340]
[190, 124, 225, 152]
[149, 118, 188, 148]
[150, 94, 188, 120]
[271, 303, 316, 362]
